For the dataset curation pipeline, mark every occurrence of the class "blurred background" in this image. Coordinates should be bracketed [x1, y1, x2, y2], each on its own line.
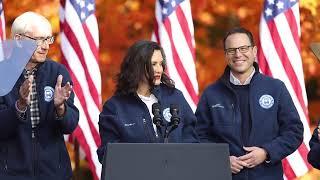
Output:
[3, 0, 320, 179]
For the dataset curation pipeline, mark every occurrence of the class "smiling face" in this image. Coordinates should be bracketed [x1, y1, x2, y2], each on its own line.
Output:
[224, 33, 257, 79]
[151, 50, 164, 86]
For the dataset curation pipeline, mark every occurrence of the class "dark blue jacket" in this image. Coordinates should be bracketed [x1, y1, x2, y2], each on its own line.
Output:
[195, 63, 303, 180]
[97, 84, 199, 163]
[307, 127, 320, 169]
[0, 60, 79, 180]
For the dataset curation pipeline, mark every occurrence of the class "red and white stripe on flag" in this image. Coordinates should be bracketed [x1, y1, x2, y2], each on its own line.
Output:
[0, 0, 6, 60]
[152, 0, 198, 111]
[59, 0, 101, 179]
[0, 0, 5, 41]
[257, 0, 312, 178]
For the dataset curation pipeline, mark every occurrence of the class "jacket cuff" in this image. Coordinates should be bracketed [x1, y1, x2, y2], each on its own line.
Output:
[55, 102, 67, 120]
[260, 145, 274, 164]
[15, 101, 27, 122]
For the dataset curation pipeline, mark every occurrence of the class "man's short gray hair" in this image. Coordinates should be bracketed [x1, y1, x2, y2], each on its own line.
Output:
[11, 11, 51, 37]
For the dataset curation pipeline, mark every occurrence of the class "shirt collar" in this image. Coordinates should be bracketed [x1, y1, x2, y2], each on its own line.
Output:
[230, 68, 255, 85]
[24, 68, 38, 77]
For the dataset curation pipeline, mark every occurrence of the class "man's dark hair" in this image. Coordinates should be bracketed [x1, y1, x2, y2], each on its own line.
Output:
[223, 27, 255, 50]
[115, 40, 174, 96]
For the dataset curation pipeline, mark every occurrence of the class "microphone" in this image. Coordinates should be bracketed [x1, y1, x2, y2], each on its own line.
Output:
[169, 104, 180, 128]
[163, 104, 180, 143]
[152, 103, 163, 128]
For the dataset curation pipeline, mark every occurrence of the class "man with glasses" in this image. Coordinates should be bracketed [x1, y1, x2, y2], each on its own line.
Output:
[195, 27, 303, 179]
[0, 12, 79, 179]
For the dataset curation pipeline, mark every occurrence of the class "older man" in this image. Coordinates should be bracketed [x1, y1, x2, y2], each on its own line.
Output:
[195, 27, 303, 180]
[0, 12, 79, 180]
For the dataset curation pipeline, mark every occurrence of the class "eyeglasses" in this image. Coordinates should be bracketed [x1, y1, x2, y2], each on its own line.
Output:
[19, 34, 54, 46]
[225, 45, 252, 55]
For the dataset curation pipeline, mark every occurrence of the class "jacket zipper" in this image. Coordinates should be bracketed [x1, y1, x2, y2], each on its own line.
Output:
[4, 147, 8, 172]
[59, 147, 61, 169]
[235, 104, 244, 146]
[143, 118, 151, 142]
[233, 102, 249, 179]
[32, 136, 38, 176]
[4, 163, 7, 171]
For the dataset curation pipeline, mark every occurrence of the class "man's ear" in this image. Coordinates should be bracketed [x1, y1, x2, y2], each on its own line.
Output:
[14, 34, 23, 48]
[13, 34, 21, 40]
[253, 46, 258, 58]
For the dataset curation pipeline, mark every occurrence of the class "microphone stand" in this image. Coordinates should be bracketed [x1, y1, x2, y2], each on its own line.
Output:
[164, 126, 170, 143]
[152, 103, 180, 143]
[163, 105, 180, 143]
[163, 123, 178, 143]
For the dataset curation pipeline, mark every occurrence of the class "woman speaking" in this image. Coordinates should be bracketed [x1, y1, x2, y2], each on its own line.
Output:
[97, 40, 199, 163]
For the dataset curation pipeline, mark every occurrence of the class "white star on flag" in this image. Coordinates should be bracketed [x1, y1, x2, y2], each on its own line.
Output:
[276, 1, 284, 10]
[87, 3, 94, 11]
[162, 8, 167, 14]
[171, 1, 176, 7]
[268, 0, 275, 5]
[265, 8, 273, 16]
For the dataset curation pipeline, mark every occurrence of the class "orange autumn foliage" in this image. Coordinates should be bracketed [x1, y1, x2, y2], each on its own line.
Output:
[3, 1, 320, 179]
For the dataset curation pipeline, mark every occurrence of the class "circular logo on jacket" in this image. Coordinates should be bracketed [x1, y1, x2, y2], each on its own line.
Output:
[259, 94, 274, 109]
[44, 86, 54, 102]
[162, 108, 172, 122]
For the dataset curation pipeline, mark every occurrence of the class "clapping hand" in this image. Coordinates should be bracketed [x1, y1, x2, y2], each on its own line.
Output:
[17, 75, 33, 110]
[54, 75, 72, 116]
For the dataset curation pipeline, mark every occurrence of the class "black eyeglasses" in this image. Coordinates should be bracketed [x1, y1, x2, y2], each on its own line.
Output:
[19, 34, 54, 46]
[225, 45, 252, 55]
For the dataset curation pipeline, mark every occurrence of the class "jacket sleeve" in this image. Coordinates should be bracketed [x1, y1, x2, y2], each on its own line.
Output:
[307, 127, 320, 169]
[97, 98, 121, 163]
[261, 82, 303, 164]
[0, 96, 20, 140]
[195, 90, 212, 143]
[55, 65, 79, 134]
[179, 92, 199, 143]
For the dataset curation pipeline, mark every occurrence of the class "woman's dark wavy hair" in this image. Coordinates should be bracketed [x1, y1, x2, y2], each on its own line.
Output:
[115, 40, 175, 96]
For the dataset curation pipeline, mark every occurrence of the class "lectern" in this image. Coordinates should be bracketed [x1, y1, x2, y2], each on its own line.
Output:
[101, 143, 232, 180]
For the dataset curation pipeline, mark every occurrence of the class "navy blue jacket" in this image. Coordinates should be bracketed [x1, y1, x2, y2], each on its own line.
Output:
[307, 127, 320, 169]
[195, 63, 303, 180]
[97, 84, 199, 163]
[0, 60, 79, 180]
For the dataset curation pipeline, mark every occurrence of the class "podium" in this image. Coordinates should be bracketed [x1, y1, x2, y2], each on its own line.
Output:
[101, 143, 232, 180]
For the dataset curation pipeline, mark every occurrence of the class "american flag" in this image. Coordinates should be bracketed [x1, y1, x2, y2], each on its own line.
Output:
[152, 0, 198, 111]
[257, 0, 312, 178]
[0, 0, 5, 41]
[0, 0, 5, 61]
[59, 0, 101, 179]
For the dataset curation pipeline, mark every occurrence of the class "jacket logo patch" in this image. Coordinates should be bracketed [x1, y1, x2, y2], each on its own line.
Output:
[44, 86, 54, 102]
[259, 94, 274, 109]
[124, 123, 135, 127]
[211, 104, 224, 109]
[162, 108, 171, 122]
